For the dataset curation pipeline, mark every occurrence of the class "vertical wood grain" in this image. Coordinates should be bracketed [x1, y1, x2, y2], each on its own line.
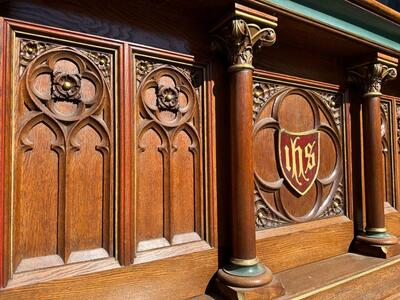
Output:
[14, 123, 59, 269]
[137, 128, 165, 245]
[0, 17, 6, 287]
[67, 126, 103, 255]
[171, 130, 195, 236]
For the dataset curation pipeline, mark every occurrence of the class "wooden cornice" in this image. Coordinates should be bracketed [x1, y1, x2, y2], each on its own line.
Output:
[348, 0, 400, 25]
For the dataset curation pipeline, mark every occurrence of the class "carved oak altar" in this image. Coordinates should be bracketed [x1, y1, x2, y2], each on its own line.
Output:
[1, 1, 400, 299]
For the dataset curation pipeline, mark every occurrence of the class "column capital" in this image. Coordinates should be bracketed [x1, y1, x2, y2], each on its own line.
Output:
[211, 5, 277, 71]
[348, 54, 398, 97]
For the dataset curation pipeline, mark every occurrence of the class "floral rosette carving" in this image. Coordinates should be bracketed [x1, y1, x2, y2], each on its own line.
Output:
[20, 40, 49, 66]
[138, 66, 196, 127]
[23, 47, 105, 122]
[52, 72, 82, 102]
[157, 85, 180, 112]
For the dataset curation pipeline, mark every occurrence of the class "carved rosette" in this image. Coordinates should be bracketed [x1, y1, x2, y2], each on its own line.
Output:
[52, 72, 82, 102]
[212, 18, 276, 68]
[157, 85, 180, 112]
[20, 40, 50, 66]
[348, 63, 397, 97]
[253, 82, 344, 228]
[82, 50, 112, 83]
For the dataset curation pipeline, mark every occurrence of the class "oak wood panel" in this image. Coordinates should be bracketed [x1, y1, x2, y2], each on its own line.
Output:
[0, 21, 126, 287]
[0, 249, 218, 300]
[11, 37, 115, 273]
[133, 53, 209, 261]
[256, 216, 354, 273]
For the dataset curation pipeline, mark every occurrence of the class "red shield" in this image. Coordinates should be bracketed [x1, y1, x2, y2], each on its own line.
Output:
[278, 129, 320, 196]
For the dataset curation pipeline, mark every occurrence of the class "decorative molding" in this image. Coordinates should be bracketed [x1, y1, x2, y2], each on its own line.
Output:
[253, 81, 344, 228]
[348, 63, 397, 97]
[212, 18, 276, 69]
[397, 104, 400, 152]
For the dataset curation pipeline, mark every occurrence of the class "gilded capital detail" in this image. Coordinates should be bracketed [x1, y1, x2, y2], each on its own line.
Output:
[213, 18, 276, 70]
[349, 63, 397, 97]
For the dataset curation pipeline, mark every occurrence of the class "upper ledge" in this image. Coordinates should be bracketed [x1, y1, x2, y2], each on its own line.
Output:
[254, 0, 400, 54]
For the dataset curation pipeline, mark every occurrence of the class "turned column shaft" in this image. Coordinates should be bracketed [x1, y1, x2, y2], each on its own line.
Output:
[349, 60, 398, 242]
[362, 96, 386, 231]
[230, 68, 256, 260]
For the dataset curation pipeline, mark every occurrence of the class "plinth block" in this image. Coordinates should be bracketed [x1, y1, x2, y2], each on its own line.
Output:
[215, 277, 285, 300]
[353, 235, 400, 259]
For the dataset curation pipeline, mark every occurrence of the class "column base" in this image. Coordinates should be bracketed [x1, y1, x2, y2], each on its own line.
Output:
[352, 232, 400, 258]
[215, 262, 285, 299]
[215, 277, 285, 300]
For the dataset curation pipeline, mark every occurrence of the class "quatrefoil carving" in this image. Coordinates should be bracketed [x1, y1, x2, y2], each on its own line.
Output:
[138, 66, 196, 128]
[24, 47, 104, 122]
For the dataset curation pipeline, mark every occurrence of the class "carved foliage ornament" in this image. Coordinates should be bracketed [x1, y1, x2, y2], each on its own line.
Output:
[20, 40, 49, 66]
[348, 63, 397, 97]
[213, 18, 276, 67]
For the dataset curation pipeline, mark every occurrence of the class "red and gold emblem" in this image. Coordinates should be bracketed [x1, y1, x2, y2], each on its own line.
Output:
[278, 129, 320, 196]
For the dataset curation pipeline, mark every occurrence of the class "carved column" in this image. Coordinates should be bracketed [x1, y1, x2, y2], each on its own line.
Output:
[349, 55, 400, 258]
[212, 10, 284, 299]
